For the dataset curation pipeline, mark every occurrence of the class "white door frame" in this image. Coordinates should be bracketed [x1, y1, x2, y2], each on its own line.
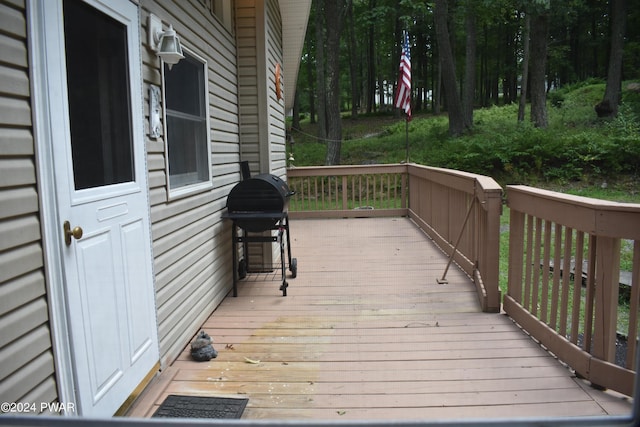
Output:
[27, 0, 157, 413]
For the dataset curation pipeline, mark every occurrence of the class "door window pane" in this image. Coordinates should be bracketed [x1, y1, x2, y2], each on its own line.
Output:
[63, 0, 134, 190]
[164, 53, 210, 189]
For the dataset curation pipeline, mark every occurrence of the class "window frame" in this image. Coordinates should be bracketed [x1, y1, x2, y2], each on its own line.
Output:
[161, 47, 213, 199]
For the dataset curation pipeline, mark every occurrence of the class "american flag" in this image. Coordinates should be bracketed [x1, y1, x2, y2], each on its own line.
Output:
[394, 31, 411, 120]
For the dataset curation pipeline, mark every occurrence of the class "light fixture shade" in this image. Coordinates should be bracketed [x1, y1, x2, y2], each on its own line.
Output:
[158, 25, 184, 67]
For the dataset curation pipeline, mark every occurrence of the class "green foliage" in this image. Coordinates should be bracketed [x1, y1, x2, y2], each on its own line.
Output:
[291, 82, 640, 189]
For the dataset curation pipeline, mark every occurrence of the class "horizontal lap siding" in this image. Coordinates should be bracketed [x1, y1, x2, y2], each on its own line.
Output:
[235, 0, 266, 268]
[266, 0, 287, 180]
[265, 0, 286, 178]
[141, 0, 240, 366]
[0, 0, 59, 411]
[236, 0, 285, 267]
[236, 0, 261, 174]
[265, 0, 286, 263]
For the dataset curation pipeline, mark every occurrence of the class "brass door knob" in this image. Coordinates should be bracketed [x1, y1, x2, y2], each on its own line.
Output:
[63, 221, 83, 246]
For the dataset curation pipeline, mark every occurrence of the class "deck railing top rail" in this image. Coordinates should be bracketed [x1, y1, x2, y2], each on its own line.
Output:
[508, 184, 640, 240]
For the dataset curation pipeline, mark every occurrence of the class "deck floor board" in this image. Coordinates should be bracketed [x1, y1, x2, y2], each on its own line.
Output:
[128, 217, 633, 421]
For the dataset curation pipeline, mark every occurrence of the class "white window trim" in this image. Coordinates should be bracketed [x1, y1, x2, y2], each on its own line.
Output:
[162, 46, 213, 200]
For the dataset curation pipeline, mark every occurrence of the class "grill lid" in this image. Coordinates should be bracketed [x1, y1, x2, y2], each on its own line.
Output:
[225, 173, 293, 231]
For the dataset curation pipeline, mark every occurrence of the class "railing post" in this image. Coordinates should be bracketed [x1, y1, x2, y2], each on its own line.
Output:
[593, 235, 621, 364]
[482, 190, 503, 312]
[401, 172, 407, 209]
[342, 175, 348, 209]
[507, 208, 525, 304]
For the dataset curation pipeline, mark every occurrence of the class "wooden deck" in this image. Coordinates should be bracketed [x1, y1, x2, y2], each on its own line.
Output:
[128, 217, 633, 421]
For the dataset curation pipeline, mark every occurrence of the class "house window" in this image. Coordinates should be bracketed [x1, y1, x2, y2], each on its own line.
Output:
[198, 0, 233, 31]
[163, 50, 211, 193]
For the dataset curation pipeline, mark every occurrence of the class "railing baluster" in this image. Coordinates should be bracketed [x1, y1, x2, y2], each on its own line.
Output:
[401, 173, 407, 209]
[341, 176, 347, 209]
[524, 215, 534, 311]
[571, 231, 585, 345]
[539, 220, 552, 324]
[532, 217, 543, 317]
[559, 227, 573, 337]
[351, 175, 355, 209]
[550, 223, 563, 330]
[507, 209, 525, 304]
[583, 234, 597, 353]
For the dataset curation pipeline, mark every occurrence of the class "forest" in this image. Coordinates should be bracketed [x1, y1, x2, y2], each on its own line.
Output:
[293, 0, 640, 167]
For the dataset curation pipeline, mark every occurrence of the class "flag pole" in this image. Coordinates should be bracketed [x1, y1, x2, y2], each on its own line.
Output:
[405, 116, 409, 162]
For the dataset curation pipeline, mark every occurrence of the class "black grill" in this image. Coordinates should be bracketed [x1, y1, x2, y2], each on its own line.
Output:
[226, 174, 293, 232]
[223, 165, 297, 296]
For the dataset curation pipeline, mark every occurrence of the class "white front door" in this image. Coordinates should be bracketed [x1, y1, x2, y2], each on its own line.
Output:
[39, 0, 159, 416]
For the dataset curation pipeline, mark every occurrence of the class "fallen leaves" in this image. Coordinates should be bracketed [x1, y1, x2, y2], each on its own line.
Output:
[243, 357, 261, 364]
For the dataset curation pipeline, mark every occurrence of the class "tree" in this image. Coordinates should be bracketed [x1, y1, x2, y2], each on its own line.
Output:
[346, 0, 359, 118]
[365, 0, 377, 113]
[314, 0, 327, 141]
[324, 0, 345, 165]
[529, 4, 549, 128]
[295, 0, 640, 137]
[303, 22, 316, 124]
[462, 0, 477, 126]
[596, 0, 628, 118]
[292, 90, 301, 130]
[518, 11, 530, 123]
[434, 0, 469, 136]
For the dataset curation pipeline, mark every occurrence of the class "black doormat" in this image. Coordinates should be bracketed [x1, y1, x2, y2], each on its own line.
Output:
[153, 395, 249, 419]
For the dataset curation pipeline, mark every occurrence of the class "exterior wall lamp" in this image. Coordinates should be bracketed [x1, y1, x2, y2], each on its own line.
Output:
[148, 14, 184, 69]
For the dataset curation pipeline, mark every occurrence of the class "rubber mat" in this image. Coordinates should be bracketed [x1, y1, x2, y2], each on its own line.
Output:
[152, 395, 249, 419]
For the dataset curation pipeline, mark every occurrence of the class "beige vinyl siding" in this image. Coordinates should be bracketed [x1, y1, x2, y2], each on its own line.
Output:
[236, 0, 263, 175]
[237, 0, 285, 177]
[0, 0, 59, 412]
[236, 0, 264, 269]
[140, 0, 240, 367]
[264, 0, 286, 264]
[236, 0, 286, 268]
[265, 0, 286, 178]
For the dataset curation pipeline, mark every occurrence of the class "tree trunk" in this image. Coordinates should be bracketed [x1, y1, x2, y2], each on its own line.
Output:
[292, 90, 301, 130]
[366, 0, 376, 114]
[462, 2, 476, 127]
[596, 0, 627, 118]
[305, 35, 316, 124]
[314, 0, 327, 140]
[434, 0, 467, 136]
[434, 59, 441, 115]
[324, 0, 344, 165]
[347, 0, 358, 118]
[529, 10, 549, 128]
[518, 12, 530, 122]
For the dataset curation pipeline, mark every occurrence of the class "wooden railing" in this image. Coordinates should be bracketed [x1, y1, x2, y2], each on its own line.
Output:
[504, 185, 640, 397]
[287, 164, 503, 313]
[406, 164, 503, 313]
[287, 164, 408, 217]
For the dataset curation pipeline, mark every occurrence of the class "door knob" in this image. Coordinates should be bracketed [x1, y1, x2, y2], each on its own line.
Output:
[63, 221, 83, 246]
